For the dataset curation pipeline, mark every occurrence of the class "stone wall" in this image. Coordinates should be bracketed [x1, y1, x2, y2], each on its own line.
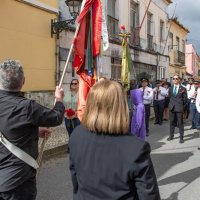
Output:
[24, 91, 68, 151]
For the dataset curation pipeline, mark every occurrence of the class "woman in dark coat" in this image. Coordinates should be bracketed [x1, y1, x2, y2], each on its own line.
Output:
[69, 80, 161, 200]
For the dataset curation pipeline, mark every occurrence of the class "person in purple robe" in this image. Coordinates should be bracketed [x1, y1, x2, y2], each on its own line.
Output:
[130, 89, 146, 140]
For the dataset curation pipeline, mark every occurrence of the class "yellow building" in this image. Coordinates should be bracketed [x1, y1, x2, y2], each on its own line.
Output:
[168, 18, 189, 82]
[0, 0, 58, 92]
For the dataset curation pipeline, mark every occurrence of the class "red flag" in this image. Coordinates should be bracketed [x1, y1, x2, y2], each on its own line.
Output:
[73, 0, 102, 120]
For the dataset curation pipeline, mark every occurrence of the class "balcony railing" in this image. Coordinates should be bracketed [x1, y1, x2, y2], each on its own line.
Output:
[174, 50, 185, 65]
[107, 15, 119, 40]
[147, 34, 153, 50]
[130, 27, 140, 46]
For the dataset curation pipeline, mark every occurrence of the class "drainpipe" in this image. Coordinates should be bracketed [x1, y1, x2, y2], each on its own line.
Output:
[56, 37, 60, 85]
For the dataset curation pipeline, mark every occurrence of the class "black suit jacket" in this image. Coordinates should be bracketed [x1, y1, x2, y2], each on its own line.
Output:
[0, 90, 64, 192]
[168, 85, 187, 112]
[69, 125, 160, 200]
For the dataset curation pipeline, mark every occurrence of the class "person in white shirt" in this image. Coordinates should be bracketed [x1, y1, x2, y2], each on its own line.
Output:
[139, 78, 153, 136]
[188, 80, 199, 129]
[196, 82, 200, 150]
[153, 80, 167, 125]
[163, 82, 171, 121]
[185, 78, 194, 119]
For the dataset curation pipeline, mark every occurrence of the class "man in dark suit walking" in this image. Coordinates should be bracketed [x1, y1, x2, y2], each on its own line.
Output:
[167, 74, 187, 143]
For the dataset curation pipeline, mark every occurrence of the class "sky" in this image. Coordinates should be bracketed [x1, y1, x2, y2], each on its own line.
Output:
[168, 0, 200, 54]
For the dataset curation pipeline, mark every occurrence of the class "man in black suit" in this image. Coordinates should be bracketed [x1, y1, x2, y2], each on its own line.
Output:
[167, 74, 187, 143]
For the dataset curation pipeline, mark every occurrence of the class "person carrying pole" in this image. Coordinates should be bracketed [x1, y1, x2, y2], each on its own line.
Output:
[0, 59, 65, 200]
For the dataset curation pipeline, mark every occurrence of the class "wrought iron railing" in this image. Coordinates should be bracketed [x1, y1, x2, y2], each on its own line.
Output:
[130, 27, 140, 46]
[147, 34, 153, 50]
[174, 50, 185, 65]
[107, 15, 119, 39]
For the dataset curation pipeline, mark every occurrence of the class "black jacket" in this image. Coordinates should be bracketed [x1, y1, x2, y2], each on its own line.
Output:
[168, 85, 187, 112]
[69, 125, 160, 200]
[0, 90, 64, 192]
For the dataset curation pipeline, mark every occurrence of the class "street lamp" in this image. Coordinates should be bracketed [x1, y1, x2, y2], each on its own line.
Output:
[51, 0, 82, 38]
[65, 0, 81, 19]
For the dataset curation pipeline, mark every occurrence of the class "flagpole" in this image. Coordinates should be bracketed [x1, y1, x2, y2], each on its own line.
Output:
[37, 0, 87, 169]
[59, 0, 87, 87]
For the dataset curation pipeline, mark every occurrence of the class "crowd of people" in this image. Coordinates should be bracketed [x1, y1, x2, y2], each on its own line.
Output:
[0, 59, 200, 200]
[130, 75, 200, 145]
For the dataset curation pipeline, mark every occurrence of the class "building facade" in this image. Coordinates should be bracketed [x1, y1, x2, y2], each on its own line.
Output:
[185, 44, 199, 79]
[103, 0, 171, 83]
[58, 0, 172, 93]
[0, 0, 58, 106]
[168, 18, 189, 82]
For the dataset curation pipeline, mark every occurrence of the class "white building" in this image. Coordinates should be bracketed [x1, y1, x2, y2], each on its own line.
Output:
[58, 0, 171, 90]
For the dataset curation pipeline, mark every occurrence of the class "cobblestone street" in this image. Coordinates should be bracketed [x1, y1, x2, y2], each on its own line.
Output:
[37, 120, 200, 200]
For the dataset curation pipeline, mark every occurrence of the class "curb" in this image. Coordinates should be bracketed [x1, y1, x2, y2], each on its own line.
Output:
[40, 114, 155, 161]
[41, 118, 156, 160]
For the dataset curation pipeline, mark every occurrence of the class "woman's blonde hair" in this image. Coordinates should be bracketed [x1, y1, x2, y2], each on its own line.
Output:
[82, 80, 129, 135]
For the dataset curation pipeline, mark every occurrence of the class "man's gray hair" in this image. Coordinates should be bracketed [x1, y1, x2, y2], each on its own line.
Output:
[0, 59, 24, 91]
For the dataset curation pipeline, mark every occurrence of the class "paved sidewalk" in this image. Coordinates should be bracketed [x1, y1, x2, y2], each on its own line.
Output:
[147, 120, 200, 200]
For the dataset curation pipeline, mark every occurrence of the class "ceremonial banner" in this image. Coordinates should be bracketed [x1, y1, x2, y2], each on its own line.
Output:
[73, 0, 102, 120]
[101, 7, 109, 51]
[121, 37, 133, 91]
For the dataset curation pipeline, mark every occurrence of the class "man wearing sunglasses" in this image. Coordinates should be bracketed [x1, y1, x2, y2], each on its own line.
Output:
[167, 75, 187, 143]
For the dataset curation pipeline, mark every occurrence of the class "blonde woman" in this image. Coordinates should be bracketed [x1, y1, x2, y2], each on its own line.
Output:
[69, 80, 160, 200]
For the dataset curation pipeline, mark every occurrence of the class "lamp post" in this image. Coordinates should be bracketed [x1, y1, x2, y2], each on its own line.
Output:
[51, 0, 82, 38]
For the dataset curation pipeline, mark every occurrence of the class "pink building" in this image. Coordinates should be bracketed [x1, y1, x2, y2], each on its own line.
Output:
[186, 44, 198, 78]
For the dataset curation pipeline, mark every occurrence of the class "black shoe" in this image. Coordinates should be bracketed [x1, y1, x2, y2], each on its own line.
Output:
[198, 147, 200, 150]
[190, 126, 196, 130]
[167, 136, 174, 141]
[179, 139, 184, 144]
[154, 122, 159, 125]
[67, 146, 70, 153]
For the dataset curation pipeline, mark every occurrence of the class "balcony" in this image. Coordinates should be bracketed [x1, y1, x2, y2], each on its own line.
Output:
[174, 50, 185, 65]
[147, 34, 153, 50]
[107, 15, 119, 40]
[130, 27, 140, 47]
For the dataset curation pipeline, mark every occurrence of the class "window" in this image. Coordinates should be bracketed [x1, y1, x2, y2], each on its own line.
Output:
[134, 63, 157, 83]
[147, 13, 152, 35]
[169, 32, 173, 49]
[111, 57, 122, 81]
[130, 1, 139, 29]
[182, 40, 185, 53]
[147, 12, 153, 49]
[176, 36, 180, 51]
[130, 1, 139, 46]
[160, 20, 164, 42]
[107, 0, 116, 18]
[107, 0, 119, 38]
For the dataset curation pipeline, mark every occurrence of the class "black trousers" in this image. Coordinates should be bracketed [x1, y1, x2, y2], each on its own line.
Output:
[153, 100, 164, 124]
[169, 111, 184, 139]
[0, 177, 36, 200]
[144, 104, 151, 134]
